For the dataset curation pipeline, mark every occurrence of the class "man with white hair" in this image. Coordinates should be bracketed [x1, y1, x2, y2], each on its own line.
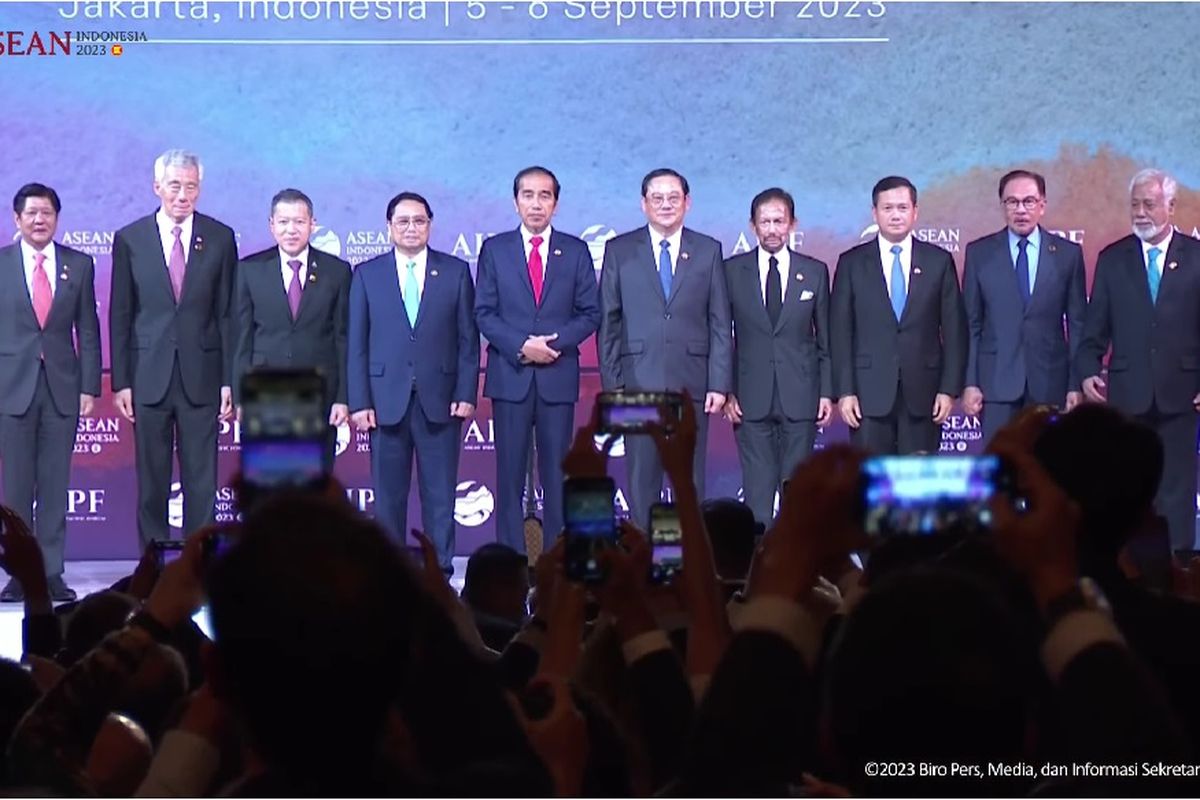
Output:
[109, 149, 238, 549]
[1077, 168, 1200, 551]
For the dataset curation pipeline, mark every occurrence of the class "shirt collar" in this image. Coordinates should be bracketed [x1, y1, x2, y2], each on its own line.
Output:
[19, 238, 54, 265]
[649, 224, 683, 254]
[279, 246, 310, 267]
[758, 246, 790, 271]
[156, 209, 194, 234]
[521, 224, 552, 248]
[877, 234, 913, 261]
[1142, 228, 1174, 261]
[1008, 225, 1041, 252]
[395, 247, 428, 270]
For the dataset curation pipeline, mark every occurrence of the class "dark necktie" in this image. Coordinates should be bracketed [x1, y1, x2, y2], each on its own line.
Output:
[766, 255, 782, 326]
[287, 259, 303, 320]
[1016, 237, 1031, 308]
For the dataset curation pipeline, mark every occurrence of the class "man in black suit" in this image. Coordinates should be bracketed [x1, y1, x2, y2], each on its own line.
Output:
[598, 168, 733, 528]
[0, 184, 101, 602]
[962, 169, 1087, 443]
[1077, 168, 1200, 551]
[109, 149, 237, 549]
[831, 176, 967, 454]
[233, 189, 350, 444]
[723, 188, 832, 526]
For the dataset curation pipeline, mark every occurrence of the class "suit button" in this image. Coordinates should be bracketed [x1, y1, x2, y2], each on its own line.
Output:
[410, 334, 416, 342]
[664, 313, 671, 320]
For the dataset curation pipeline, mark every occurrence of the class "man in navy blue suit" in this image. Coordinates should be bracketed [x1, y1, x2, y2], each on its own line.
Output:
[962, 169, 1087, 443]
[348, 192, 479, 571]
[474, 167, 600, 554]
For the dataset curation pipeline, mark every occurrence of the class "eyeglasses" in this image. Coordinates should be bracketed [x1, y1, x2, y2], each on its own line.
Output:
[390, 216, 429, 230]
[647, 194, 684, 208]
[1002, 196, 1042, 211]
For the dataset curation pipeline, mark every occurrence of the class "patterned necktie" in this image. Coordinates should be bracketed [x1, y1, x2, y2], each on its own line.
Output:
[766, 254, 782, 327]
[658, 239, 672, 299]
[32, 252, 52, 329]
[287, 259, 303, 320]
[1148, 246, 1162, 304]
[168, 225, 186, 302]
[1015, 237, 1031, 308]
[404, 261, 420, 327]
[890, 244, 906, 321]
[529, 235, 544, 305]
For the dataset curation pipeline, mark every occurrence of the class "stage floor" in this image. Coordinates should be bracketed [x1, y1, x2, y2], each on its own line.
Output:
[0, 559, 469, 663]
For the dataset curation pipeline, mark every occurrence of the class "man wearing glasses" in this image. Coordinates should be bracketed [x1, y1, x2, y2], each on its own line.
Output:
[598, 168, 732, 529]
[961, 169, 1087, 443]
[347, 192, 479, 572]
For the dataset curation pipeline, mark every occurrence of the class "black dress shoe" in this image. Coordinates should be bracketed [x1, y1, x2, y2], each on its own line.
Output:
[0, 579, 24, 603]
[47, 577, 77, 603]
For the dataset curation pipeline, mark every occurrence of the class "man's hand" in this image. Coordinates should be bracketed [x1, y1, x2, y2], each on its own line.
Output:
[962, 385, 984, 417]
[114, 388, 135, 423]
[723, 394, 743, 424]
[351, 408, 377, 432]
[218, 387, 233, 422]
[329, 403, 349, 427]
[143, 527, 212, 630]
[704, 392, 726, 415]
[816, 397, 834, 428]
[562, 400, 615, 480]
[649, 389, 699, 486]
[932, 393, 954, 425]
[79, 394, 96, 417]
[1064, 391, 1083, 412]
[450, 402, 475, 419]
[521, 334, 561, 365]
[1082, 375, 1106, 403]
[0, 507, 49, 603]
[839, 395, 862, 429]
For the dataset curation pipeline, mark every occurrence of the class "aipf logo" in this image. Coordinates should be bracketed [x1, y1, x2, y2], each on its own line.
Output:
[0, 31, 71, 56]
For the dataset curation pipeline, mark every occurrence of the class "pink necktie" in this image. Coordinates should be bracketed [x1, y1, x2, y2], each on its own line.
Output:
[529, 236, 544, 305]
[168, 225, 186, 302]
[32, 252, 52, 329]
[287, 259, 303, 320]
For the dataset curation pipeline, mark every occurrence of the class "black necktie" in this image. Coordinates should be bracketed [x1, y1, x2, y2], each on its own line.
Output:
[766, 255, 782, 326]
[1015, 237, 1031, 308]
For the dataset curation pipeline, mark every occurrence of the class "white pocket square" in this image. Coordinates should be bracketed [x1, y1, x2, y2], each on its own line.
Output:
[799, 289, 815, 301]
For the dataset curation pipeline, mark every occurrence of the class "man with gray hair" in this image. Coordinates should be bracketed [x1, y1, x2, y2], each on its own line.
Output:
[1077, 168, 1200, 550]
[109, 149, 238, 549]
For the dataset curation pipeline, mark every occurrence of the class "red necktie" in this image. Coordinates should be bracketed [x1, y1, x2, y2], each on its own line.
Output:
[32, 252, 52, 329]
[529, 235, 544, 305]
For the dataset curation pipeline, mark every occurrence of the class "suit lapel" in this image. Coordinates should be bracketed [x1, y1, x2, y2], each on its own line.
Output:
[180, 216, 211, 304]
[47, 243, 78, 324]
[141, 215, 177, 306]
[1157, 231, 1188, 306]
[1029, 228, 1055, 312]
[667, 229, 696, 307]
[866, 242, 895, 324]
[383, 252, 413, 332]
[512, 231, 537, 305]
[294, 250, 322, 324]
[775, 250, 807, 334]
[414, 251, 441, 330]
[743, 250, 771, 330]
[542, 231, 566, 303]
[899, 243, 928, 326]
[10, 244, 40, 329]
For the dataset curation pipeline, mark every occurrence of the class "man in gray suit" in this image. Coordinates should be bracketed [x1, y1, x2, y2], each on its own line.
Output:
[723, 188, 833, 526]
[0, 184, 101, 602]
[599, 168, 732, 528]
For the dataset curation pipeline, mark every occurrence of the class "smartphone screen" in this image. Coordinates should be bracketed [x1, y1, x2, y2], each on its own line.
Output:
[240, 368, 329, 509]
[649, 502, 683, 583]
[563, 477, 616, 583]
[152, 540, 186, 569]
[861, 455, 1005, 537]
[597, 391, 683, 434]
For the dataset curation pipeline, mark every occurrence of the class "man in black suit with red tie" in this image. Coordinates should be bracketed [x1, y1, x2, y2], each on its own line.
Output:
[109, 149, 238, 550]
[0, 184, 101, 602]
[831, 176, 967, 454]
[1077, 168, 1200, 551]
[233, 188, 351, 443]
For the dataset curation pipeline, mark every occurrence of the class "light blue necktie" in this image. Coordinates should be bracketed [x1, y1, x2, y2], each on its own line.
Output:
[404, 260, 420, 327]
[1147, 247, 1162, 304]
[889, 244, 906, 321]
[658, 239, 672, 299]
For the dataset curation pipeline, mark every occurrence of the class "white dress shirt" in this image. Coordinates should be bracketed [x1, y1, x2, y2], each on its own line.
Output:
[521, 225, 552, 280]
[1142, 229, 1174, 277]
[758, 246, 790, 305]
[877, 234, 913, 297]
[156, 209, 194, 266]
[394, 247, 428, 302]
[279, 246, 310, 292]
[648, 225, 683, 275]
[20, 239, 56, 301]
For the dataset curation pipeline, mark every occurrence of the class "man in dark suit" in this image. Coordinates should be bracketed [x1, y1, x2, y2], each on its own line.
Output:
[233, 188, 351, 445]
[599, 168, 733, 529]
[962, 169, 1087, 443]
[474, 167, 600, 553]
[0, 184, 101, 602]
[348, 192, 479, 571]
[1077, 168, 1200, 551]
[723, 188, 832, 526]
[831, 176, 967, 454]
[110, 149, 237, 550]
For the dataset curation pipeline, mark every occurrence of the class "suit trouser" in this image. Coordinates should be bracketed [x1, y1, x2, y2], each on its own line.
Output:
[626, 400, 709, 531]
[853, 382, 940, 455]
[1135, 404, 1199, 551]
[0, 364, 76, 577]
[370, 389, 461, 571]
[734, 380, 816, 526]
[492, 390, 574, 554]
[981, 391, 1039, 446]
[134, 357, 218, 550]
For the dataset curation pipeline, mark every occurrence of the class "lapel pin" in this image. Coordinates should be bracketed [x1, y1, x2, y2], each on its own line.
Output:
[1048, 244, 1057, 253]
[308, 274, 317, 283]
[680, 252, 690, 261]
[59, 273, 69, 281]
[913, 266, 922, 275]
[553, 249, 562, 257]
[193, 236, 204, 252]
[796, 273, 804, 281]
[430, 269, 439, 277]
[1169, 261, 1178, 271]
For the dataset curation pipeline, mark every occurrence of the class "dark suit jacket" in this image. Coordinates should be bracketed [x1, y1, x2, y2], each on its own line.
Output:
[347, 248, 479, 426]
[598, 226, 732, 397]
[109, 212, 237, 405]
[474, 228, 600, 404]
[233, 247, 351, 407]
[831, 239, 967, 417]
[0, 242, 101, 415]
[963, 227, 1087, 404]
[725, 247, 831, 420]
[1076, 232, 1200, 415]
